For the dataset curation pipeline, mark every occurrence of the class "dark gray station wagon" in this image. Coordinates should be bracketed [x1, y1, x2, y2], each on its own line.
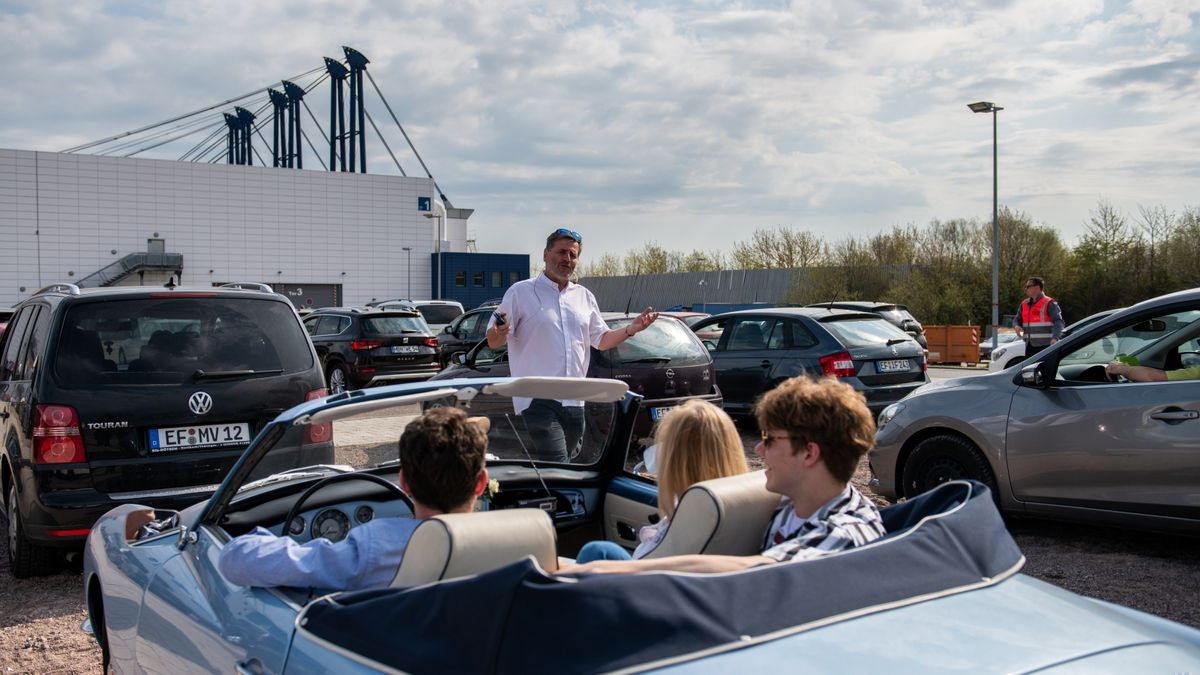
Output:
[690, 307, 928, 416]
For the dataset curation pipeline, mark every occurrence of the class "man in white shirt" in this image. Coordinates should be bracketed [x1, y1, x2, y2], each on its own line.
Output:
[487, 228, 657, 461]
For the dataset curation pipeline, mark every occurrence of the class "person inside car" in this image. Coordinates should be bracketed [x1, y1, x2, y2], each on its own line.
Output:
[562, 376, 885, 575]
[574, 399, 748, 562]
[215, 407, 490, 591]
[1105, 359, 1200, 382]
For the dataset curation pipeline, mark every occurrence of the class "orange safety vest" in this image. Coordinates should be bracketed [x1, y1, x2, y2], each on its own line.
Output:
[1021, 295, 1055, 347]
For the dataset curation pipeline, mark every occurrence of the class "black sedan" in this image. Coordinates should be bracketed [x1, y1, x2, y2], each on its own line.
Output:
[690, 307, 927, 416]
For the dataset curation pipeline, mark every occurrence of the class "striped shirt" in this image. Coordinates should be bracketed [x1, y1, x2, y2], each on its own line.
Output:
[760, 485, 885, 563]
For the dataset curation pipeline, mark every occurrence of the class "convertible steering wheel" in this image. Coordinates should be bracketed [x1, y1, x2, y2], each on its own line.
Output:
[283, 473, 414, 541]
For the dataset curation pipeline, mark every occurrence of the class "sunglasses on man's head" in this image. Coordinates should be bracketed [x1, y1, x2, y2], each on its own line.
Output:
[552, 228, 582, 243]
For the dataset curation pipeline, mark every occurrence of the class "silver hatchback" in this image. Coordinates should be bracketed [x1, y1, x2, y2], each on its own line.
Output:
[871, 287, 1200, 533]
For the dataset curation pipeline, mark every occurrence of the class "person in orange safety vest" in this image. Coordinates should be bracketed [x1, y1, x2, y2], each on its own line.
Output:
[1013, 276, 1064, 358]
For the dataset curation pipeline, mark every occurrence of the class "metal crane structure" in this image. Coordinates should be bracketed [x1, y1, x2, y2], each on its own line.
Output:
[60, 46, 452, 206]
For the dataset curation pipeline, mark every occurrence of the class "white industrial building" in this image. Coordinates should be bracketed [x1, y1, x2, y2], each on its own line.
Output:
[0, 148, 472, 309]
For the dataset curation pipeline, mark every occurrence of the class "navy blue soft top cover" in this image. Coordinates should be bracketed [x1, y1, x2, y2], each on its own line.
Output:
[296, 481, 1022, 674]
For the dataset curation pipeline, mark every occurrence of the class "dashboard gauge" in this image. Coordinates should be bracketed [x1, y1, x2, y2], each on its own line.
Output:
[355, 505, 374, 524]
[287, 516, 306, 536]
[311, 509, 351, 543]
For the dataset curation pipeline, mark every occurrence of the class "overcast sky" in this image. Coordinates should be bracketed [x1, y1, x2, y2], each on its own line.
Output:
[4, 1, 1199, 262]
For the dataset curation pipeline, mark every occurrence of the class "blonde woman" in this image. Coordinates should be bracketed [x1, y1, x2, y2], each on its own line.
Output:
[576, 400, 748, 562]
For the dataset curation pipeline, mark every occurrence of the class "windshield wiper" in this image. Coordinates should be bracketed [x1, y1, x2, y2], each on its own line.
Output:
[193, 368, 284, 380]
[620, 357, 671, 364]
[885, 339, 910, 346]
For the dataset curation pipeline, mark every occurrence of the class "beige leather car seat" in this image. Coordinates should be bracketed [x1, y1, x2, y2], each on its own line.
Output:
[641, 470, 780, 559]
[389, 508, 558, 587]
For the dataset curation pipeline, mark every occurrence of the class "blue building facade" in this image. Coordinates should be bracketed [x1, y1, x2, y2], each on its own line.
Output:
[432, 252, 530, 309]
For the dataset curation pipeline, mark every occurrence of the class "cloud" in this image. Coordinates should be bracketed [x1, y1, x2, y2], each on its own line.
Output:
[3, 0, 1199, 256]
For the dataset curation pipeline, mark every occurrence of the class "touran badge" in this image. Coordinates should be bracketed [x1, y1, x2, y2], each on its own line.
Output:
[189, 392, 213, 416]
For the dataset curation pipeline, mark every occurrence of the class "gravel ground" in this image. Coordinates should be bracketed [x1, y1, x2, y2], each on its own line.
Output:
[1, 453, 1197, 673]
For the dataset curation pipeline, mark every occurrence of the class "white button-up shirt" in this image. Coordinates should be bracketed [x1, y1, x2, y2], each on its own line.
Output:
[489, 273, 609, 413]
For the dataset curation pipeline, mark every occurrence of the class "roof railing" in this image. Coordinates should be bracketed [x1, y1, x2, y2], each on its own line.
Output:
[32, 283, 82, 297]
[219, 282, 276, 294]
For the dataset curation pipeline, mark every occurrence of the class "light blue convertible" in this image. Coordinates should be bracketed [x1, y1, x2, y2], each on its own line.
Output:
[83, 377, 1200, 673]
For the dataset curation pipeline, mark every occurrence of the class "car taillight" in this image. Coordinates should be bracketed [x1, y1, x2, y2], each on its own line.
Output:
[304, 389, 333, 444]
[33, 404, 86, 464]
[424, 338, 438, 347]
[819, 351, 856, 378]
[921, 353, 928, 372]
[351, 339, 383, 351]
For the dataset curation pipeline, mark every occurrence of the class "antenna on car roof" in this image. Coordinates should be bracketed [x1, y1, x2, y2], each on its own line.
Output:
[823, 289, 840, 310]
[624, 263, 642, 315]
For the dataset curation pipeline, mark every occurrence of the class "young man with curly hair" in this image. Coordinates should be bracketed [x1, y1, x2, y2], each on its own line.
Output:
[565, 376, 885, 574]
[217, 406, 490, 591]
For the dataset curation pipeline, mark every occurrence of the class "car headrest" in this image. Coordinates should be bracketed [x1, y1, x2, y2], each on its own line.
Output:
[640, 470, 780, 559]
[390, 508, 558, 587]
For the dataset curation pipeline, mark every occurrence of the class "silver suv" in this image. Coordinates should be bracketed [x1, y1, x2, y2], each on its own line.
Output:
[871, 287, 1200, 533]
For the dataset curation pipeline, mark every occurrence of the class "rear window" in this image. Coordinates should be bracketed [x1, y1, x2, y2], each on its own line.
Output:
[822, 317, 913, 348]
[597, 318, 709, 366]
[416, 305, 463, 325]
[54, 297, 315, 386]
[362, 315, 429, 335]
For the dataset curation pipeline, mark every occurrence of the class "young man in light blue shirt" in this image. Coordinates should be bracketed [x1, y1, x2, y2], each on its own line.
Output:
[217, 407, 490, 591]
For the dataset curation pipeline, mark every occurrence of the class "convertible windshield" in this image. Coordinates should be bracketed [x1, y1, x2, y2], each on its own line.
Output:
[239, 383, 621, 487]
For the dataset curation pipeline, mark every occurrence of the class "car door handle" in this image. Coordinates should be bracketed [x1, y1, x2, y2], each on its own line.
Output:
[760, 360, 771, 368]
[0, 411, 7, 420]
[1150, 409, 1199, 423]
[235, 658, 264, 675]
[616, 522, 638, 541]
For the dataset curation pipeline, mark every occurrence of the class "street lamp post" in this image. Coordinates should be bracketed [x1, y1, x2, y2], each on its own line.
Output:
[423, 199, 446, 299]
[402, 246, 412, 299]
[968, 101, 1003, 353]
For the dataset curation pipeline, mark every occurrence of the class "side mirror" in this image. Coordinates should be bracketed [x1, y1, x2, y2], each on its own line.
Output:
[1018, 362, 1050, 389]
[452, 351, 468, 366]
[443, 325, 454, 334]
[703, 340, 716, 352]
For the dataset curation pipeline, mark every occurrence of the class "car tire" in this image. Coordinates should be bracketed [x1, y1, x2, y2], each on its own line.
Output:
[86, 579, 111, 670]
[901, 434, 998, 502]
[6, 484, 61, 578]
[326, 363, 350, 395]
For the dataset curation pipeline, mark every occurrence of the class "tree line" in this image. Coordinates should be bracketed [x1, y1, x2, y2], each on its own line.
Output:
[577, 200, 1200, 330]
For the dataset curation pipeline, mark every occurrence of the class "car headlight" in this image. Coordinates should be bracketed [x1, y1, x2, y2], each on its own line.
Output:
[877, 402, 905, 430]
[992, 346, 1008, 359]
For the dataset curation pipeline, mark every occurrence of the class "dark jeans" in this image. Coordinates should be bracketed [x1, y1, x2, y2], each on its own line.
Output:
[521, 398, 585, 463]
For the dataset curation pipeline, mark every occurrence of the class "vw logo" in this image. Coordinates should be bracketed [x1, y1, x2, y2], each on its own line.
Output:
[189, 391, 213, 416]
[665, 368, 675, 379]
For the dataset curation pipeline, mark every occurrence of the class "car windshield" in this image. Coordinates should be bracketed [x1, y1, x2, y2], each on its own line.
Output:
[416, 305, 463, 325]
[54, 297, 314, 386]
[237, 380, 623, 487]
[822, 317, 913, 347]
[363, 315, 429, 335]
[598, 318, 708, 365]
